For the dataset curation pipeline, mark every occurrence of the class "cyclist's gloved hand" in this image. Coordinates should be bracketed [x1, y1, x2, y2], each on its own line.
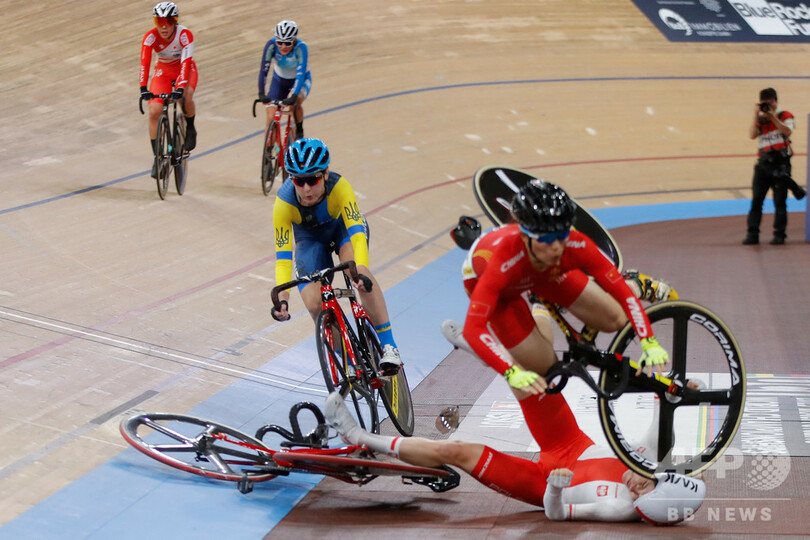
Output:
[636, 336, 668, 376]
[259, 93, 269, 103]
[281, 93, 298, 106]
[504, 365, 546, 395]
[547, 469, 574, 489]
[170, 87, 184, 101]
[352, 274, 373, 293]
[271, 300, 290, 322]
[140, 86, 154, 101]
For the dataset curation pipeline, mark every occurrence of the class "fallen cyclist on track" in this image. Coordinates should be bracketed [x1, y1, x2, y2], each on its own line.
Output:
[325, 389, 706, 524]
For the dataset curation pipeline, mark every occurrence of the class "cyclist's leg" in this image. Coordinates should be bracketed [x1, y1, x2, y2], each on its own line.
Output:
[337, 240, 401, 370]
[148, 70, 174, 140]
[325, 391, 483, 470]
[294, 235, 334, 320]
[266, 73, 293, 128]
[494, 296, 556, 375]
[180, 62, 198, 150]
[562, 275, 627, 333]
[293, 75, 312, 139]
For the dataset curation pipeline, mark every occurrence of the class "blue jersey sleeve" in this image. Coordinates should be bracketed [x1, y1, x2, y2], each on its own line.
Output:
[258, 39, 275, 96]
[292, 41, 309, 95]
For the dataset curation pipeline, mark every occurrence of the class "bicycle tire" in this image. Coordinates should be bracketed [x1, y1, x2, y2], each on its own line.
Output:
[261, 122, 279, 195]
[272, 451, 452, 483]
[120, 412, 278, 482]
[315, 309, 380, 433]
[154, 115, 171, 200]
[471, 165, 623, 270]
[599, 300, 746, 478]
[173, 114, 187, 195]
[358, 317, 414, 436]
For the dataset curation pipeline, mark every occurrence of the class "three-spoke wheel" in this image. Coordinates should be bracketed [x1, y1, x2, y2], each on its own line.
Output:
[600, 300, 746, 478]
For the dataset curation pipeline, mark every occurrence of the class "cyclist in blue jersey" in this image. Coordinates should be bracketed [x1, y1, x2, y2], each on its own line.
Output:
[258, 20, 311, 140]
[271, 138, 402, 375]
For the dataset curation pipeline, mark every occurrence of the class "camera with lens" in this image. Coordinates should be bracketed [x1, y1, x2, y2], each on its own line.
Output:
[759, 102, 771, 113]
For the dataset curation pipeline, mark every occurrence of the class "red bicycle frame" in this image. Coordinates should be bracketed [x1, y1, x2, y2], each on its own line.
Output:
[318, 277, 384, 391]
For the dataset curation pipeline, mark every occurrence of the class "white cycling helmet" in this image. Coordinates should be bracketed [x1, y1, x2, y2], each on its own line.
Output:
[153, 2, 179, 18]
[275, 20, 299, 41]
[633, 472, 706, 525]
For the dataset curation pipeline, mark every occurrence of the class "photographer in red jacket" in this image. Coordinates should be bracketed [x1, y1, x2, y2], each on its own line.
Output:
[743, 87, 805, 246]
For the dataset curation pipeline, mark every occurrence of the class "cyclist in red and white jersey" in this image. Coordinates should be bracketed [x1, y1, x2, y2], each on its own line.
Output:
[450, 180, 670, 395]
[325, 390, 705, 524]
[139, 2, 198, 177]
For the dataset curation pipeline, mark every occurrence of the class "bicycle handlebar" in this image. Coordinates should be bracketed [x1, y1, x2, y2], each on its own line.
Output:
[270, 261, 371, 310]
[546, 342, 631, 401]
[139, 93, 176, 115]
[252, 98, 292, 118]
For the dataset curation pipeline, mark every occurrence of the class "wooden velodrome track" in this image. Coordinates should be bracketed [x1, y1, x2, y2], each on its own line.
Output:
[2, 1, 810, 537]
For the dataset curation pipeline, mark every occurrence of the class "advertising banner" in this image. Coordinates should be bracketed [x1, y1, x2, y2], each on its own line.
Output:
[631, 0, 810, 41]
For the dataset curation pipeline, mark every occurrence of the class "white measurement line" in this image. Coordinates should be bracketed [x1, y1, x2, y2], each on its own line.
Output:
[0, 309, 321, 393]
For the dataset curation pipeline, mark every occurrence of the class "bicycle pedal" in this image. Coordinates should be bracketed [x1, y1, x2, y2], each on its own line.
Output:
[237, 474, 254, 494]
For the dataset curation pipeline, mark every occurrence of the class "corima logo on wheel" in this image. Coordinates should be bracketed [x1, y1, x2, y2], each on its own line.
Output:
[689, 313, 742, 386]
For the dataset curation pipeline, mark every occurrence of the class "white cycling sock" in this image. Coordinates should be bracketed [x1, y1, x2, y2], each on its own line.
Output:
[354, 432, 402, 458]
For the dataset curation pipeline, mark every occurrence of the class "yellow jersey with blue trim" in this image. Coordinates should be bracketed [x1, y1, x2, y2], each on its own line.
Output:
[272, 171, 369, 284]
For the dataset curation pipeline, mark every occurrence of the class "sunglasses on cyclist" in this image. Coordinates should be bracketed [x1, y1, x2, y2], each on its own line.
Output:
[290, 173, 324, 187]
[522, 227, 571, 244]
[276, 40, 294, 47]
[154, 16, 177, 27]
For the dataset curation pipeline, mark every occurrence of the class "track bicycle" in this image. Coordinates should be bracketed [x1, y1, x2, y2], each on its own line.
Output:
[271, 261, 415, 437]
[463, 165, 746, 479]
[140, 90, 188, 200]
[252, 98, 296, 195]
[120, 399, 457, 494]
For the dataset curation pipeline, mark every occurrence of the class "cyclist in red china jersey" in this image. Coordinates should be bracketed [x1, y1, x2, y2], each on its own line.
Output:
[450, 180, 670, 395]
[139, 2, 198, 177]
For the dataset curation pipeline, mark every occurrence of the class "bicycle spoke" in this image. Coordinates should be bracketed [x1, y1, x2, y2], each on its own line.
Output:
[142, 417, 197, 444]
[121, 413, 278, 482]
[669, 313, 689, 377]
[657, 401, 676, 463]
[678, 388, 737, 406]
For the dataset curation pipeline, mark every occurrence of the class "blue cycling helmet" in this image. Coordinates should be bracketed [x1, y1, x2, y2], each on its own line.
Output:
[285, 138, 330, 176]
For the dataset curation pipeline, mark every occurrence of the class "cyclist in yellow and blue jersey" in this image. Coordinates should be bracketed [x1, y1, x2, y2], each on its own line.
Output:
[271, 138, 402, 374]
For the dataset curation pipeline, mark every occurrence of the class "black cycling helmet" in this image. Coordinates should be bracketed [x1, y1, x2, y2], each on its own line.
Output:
[510, 179, 576, 236]
[450, 215, 481, 250]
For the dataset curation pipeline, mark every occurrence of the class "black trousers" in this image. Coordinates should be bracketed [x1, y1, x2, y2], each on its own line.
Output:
[746, 155, 790, 239]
